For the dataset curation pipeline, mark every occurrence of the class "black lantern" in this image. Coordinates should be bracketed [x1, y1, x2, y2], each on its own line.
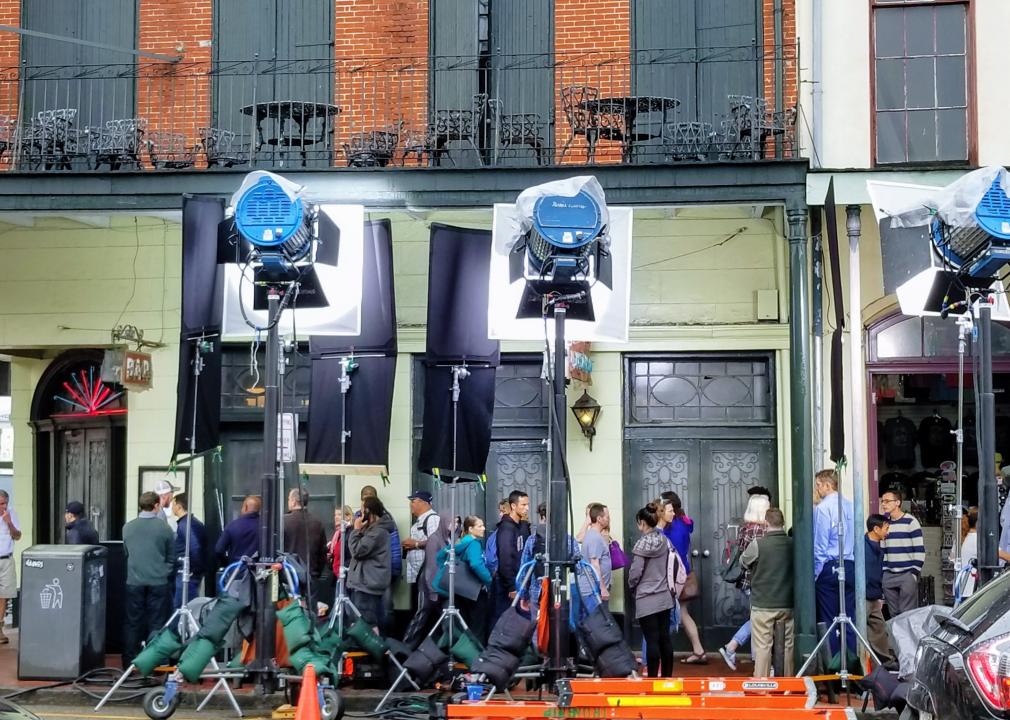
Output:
[570, 390, 602, 450]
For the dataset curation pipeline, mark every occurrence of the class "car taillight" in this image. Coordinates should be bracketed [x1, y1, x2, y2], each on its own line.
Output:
[967, 635, 1010, 711]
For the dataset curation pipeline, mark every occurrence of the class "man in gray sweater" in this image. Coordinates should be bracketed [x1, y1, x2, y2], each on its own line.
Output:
[122, 491, 175, 668]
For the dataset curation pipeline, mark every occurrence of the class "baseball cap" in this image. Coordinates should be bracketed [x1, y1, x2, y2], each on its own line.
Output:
[407, 490, 433, 504]
[154, 479, 177, 495]
[65, 501, 85, 516]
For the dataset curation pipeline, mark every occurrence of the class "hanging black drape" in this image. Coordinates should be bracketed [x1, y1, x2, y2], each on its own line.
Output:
[423, 223, 501, 366]
[417, 365, 497, 476]
[824, 180, 847, 463]
[306, 220, 397, 465]
[173, 195, 225, 457]
[418, 224, 500, 476]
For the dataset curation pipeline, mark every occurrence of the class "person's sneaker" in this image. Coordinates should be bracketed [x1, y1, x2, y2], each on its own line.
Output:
[0, 632, 8, 645]
[718, 645, 737, 671]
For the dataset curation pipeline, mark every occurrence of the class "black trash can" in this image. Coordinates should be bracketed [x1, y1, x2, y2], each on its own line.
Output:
[18, 544, 107, 680]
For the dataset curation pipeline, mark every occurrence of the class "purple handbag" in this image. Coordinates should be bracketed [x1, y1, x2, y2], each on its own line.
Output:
[609, 539, 629, 570]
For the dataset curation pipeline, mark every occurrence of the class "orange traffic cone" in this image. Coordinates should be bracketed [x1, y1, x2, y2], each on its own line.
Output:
[295, 663, 321, 720]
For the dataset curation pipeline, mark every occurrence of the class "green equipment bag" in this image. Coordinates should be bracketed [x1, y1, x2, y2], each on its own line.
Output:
[345, 616, 387, 660]
[288, 647, 336, 680]
[177, 637, 217, 683]
[195, 596, 247, 644]
[132, 627, 184, 676]
[449, 630, 483, 667]
[277, 602, 314, 654]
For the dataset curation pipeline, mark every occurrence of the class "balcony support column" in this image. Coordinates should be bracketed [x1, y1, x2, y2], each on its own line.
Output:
[787, 201, 816, 664]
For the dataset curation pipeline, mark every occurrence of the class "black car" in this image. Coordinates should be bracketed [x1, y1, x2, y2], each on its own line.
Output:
[906, 570, 1010, 719]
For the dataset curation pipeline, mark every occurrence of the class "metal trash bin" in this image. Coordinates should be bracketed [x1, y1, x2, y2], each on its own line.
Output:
[17, 544, 107, 680]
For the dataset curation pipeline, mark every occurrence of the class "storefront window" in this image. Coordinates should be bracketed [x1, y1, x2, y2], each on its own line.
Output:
[871, 315, 1010, 361]
[875, 316, 922, 358]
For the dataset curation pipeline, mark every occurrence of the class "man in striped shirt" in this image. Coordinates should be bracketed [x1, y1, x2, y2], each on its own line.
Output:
[880, 489, 925, 616]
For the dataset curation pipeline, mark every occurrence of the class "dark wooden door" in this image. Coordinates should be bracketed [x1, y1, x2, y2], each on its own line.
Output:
[215, 428, 336, 547]
[623, 436, 774, 647]
[623, 354, 777, 647]
[58, 426, 112, 540]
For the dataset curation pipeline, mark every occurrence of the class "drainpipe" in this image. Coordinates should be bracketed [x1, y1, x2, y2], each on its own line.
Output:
[812, 211, 824, 470]
[811, 0, 823, 167]
[788, 202, 816, 661]
[774, 0, 783, 118]
[847, 205, 868, 647]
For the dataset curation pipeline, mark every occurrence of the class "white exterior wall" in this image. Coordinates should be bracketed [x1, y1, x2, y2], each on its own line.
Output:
[807, 0, 1010, 171]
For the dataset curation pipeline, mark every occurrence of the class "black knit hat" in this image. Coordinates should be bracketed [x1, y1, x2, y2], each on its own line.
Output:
[747, 485, 772, 500]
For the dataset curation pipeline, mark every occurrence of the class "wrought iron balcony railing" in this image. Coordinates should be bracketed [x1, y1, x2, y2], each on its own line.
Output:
[0, 46, 799, 172]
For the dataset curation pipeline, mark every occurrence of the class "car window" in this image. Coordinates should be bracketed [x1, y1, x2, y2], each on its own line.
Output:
[954, 571, 1010, 626]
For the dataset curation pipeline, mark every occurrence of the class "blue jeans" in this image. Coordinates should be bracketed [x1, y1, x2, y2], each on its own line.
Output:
[816, 560, 856, 658]
[732, 620, 752, 647]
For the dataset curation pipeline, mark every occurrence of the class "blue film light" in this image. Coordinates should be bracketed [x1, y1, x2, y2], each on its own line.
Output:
[231, 174, 316, 282]
[931, 178, 1010, 278]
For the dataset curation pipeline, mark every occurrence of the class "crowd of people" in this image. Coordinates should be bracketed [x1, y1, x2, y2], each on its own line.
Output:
[3, 464, 997, 674]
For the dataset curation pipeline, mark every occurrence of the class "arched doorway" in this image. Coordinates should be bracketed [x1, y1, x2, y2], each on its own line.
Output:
[31, 350, 128, 543]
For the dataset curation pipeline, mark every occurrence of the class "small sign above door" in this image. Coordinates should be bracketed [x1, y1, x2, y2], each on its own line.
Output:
[122, 351, 153, 391]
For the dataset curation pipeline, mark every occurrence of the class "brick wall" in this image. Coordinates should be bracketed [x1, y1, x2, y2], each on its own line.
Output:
[137, 0, 213, 166]
[763, 0, 799, 155]
[0, 0, 19, 155]
[333, 0, 429, 167]
[0, 0, 797, 170]
[554, 0, 630, 164]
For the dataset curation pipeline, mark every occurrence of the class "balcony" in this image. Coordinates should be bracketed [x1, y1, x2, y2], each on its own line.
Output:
[0, 46, 799, 174]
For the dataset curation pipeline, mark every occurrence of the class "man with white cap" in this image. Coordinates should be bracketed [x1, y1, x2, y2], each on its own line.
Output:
[154, 479, 177, 529]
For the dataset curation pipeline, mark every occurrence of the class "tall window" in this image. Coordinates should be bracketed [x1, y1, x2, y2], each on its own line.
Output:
[873, 0, 970, 165]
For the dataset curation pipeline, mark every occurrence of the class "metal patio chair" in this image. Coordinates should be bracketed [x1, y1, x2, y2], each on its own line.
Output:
[559, 85, 625, 163]
[198, 127, 251, 168]
[146, 131, 198, 169]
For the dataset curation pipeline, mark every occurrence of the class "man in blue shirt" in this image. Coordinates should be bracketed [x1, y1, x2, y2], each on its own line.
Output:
[215, 495, 261, 564]
[813, 468, 855, 657]
[171, 493, 207, 608]
[864, 514, 894, 664]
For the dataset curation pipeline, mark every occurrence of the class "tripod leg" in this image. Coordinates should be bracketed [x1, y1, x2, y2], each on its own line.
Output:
[94, 665, 137, 710]
[374, 666, 409, 712]
[796, 618, 842, 676]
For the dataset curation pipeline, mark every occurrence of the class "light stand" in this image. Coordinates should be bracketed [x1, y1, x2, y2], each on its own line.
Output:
[327, 355, 363, 637]
[546, 301, 572, 680]
[375, 367, 477, 712]
[252, 286, 285, 692]
[977, 298, 1000, 585]
[797, 484, 880, 687]
[417, 366, 472, 655]
[95, 333, 241, 716]
[951, 315, 971, 571]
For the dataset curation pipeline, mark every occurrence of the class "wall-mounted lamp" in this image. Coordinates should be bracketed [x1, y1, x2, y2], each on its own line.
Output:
[571, 390, 601, 450]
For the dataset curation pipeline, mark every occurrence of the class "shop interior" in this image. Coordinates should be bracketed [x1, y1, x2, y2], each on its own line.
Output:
[872, 370, 1010, 604]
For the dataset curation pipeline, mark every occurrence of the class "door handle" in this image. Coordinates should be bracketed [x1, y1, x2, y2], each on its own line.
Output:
[702, 549, 711, 558]
[691, 549, 699, 557]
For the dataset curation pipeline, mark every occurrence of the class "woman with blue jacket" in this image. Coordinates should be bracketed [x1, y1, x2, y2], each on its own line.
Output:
[434, 515, 493, 640]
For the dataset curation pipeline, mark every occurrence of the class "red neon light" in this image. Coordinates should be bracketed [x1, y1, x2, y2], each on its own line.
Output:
[51, 408, 129, 419]
[53, 366, 125, 417]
